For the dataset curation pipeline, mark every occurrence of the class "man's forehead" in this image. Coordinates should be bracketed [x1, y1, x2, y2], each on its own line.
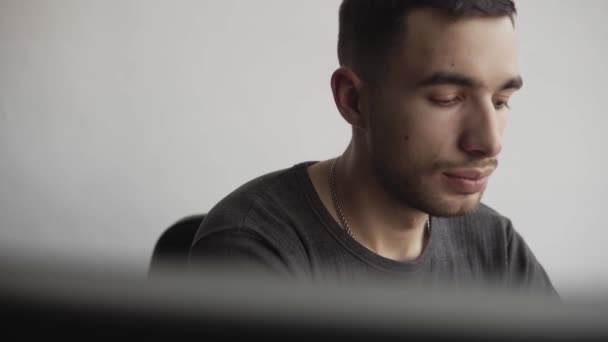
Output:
[402, 7, 516, 39]
[393, 9, 519, 89]
[399, 8, 516, 56]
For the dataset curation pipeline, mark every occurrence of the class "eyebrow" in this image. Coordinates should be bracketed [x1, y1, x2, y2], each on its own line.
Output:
[416, 71, 523, 91]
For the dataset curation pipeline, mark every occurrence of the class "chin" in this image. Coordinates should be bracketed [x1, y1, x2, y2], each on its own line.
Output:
[383, 173, 485, 217]
[423, 192, 483, 217]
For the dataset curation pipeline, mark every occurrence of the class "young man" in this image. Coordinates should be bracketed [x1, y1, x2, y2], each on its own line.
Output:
[189, 0, 557, 295]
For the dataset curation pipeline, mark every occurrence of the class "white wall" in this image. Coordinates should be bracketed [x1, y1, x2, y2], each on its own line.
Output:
[1, 0, 606, 297]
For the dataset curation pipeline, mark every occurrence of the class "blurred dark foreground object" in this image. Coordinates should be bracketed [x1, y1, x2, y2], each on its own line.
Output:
[0, 260, 606, 341]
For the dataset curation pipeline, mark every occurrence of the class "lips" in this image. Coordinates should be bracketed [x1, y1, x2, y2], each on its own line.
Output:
[443, 169, 489, 180]
[442, 169, 493, 194]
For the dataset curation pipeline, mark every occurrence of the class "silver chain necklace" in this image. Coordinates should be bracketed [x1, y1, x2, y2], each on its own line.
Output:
[329, 158, 430, 241]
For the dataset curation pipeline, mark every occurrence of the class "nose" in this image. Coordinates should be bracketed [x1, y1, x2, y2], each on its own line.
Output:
[458, 100, 504, 158]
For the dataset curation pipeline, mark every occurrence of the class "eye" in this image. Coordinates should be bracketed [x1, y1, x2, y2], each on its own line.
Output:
[429, 97, 460, 107]
[494, 99, 511, 110]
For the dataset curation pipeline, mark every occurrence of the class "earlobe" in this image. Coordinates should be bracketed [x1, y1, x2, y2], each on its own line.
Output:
[330, 67, 367, 130]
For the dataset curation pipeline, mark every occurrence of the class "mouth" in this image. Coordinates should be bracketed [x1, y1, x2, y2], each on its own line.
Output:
[442, 168, 493, 194]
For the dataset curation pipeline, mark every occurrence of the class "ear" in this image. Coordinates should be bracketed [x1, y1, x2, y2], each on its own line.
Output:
[330, 67, 367, 130]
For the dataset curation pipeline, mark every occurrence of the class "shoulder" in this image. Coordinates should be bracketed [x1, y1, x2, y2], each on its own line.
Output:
[189, 162, 317, 275]
[192, 161, 315, 243]
[438, 204, 557, 295]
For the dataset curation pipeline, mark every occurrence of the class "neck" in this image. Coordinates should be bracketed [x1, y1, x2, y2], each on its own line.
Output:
[335, 144, 430, 261]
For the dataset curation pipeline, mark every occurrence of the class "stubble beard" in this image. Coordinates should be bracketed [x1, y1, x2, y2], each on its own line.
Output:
[372, 156, 485, 217]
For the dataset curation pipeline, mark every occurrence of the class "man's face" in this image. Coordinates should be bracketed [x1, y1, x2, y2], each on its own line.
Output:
[364, 9, 521, 217]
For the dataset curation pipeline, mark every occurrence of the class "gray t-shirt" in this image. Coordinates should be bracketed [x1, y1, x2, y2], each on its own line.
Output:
[189, 162, 557, 296]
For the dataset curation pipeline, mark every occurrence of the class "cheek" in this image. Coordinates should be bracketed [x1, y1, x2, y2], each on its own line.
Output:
[498, 113, 508, 136]
[381, 125, 446, 177]
[404, 132, 445, 172]
[368, 104, 412, 146]
[369, 97, 457, 165]
[406, 111, 459, 160]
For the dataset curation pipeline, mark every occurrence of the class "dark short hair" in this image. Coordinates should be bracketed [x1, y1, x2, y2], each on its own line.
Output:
[338, 0, 517, 82]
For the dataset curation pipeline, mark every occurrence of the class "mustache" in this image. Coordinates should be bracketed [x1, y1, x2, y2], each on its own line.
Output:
[435, 158, 498, 171]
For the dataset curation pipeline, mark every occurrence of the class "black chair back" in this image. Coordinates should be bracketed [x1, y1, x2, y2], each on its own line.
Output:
[149, 214, 206, 275]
